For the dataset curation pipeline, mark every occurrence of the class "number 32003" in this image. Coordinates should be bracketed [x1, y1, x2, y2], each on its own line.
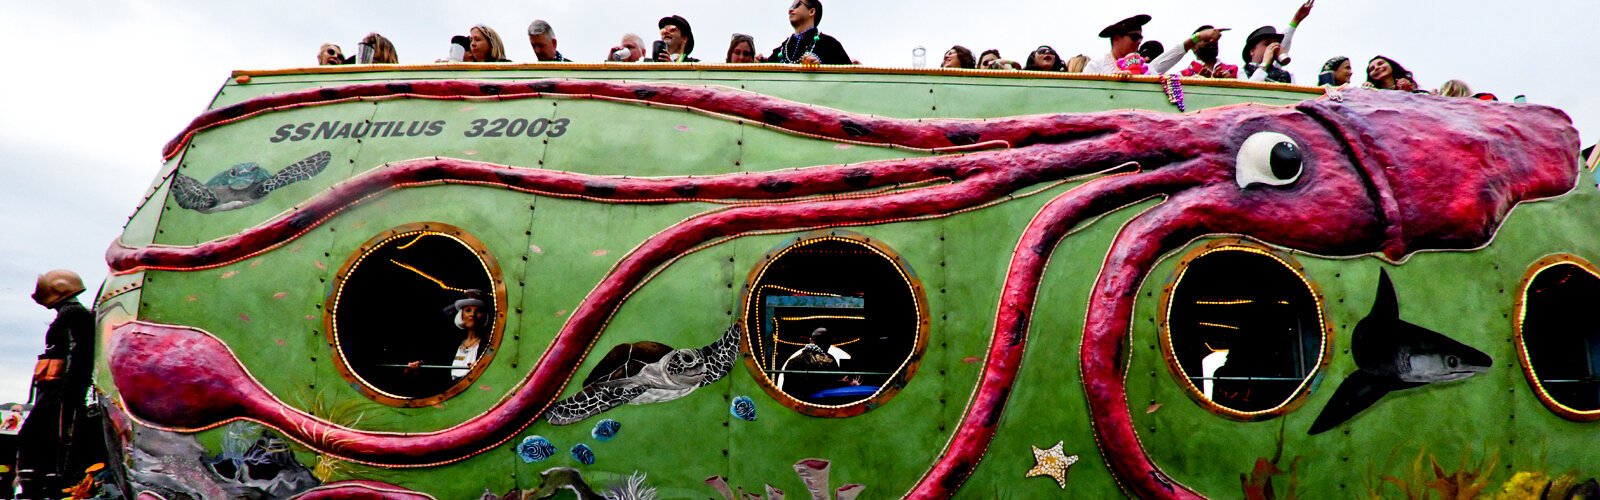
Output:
[464, 118, 570, 138]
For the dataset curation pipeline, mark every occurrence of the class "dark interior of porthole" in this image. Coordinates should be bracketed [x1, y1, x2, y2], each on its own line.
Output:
[746, 238, 918, 406]
[336, 233, 495, 400]
[1168, 249, 1321, 413]
[1522, 262, 1600, 411]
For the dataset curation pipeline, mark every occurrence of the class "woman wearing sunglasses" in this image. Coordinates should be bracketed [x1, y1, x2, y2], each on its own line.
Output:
[1024, 45, 1065, 71]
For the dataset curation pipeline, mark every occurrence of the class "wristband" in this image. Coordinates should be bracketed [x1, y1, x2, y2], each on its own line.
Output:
[1191, 34, 1202, 45]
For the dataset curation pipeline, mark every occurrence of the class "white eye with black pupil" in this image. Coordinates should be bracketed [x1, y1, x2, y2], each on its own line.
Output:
[1235, 132, 1303, 188]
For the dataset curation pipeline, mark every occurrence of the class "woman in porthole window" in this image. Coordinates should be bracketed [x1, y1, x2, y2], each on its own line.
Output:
[407, 289, 490, 381]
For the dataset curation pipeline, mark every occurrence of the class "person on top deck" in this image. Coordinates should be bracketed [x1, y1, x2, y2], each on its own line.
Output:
[1364, 55, 1419, 92]
[943, 45, 976, 69]
[359, 32, 399, 64]
[727, 33, 759, 63]
[1178, 25, 1238, 78]
[608, 33, 647, 62]
[466, 24, 511, 62]
[1241, 0, 1314, 83]
[1024, 45, 1065, 71]
[766, 0, 852, 65]
[1318, 55, 1352, 86]
[317, 43, 345, 65]
[527, 20, 572, 62]
[656, 15, 699, 62]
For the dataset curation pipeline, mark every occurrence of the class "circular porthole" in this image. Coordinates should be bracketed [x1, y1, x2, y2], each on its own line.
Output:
[1515, 255, 1600, 421]
[740, 230, 929, 417]
[326, 223, 506, 407]
[1159, 240, 1330, 420]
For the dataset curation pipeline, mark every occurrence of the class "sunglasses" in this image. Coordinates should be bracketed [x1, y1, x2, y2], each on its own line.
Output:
[1035, 46, 1057, 56]
[1127, 32, 1144, 42]
[325, 48, 340, 56]
[791, 0, 811, 9]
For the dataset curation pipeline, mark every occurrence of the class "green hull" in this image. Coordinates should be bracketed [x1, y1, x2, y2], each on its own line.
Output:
[95, 66, 1599, 498]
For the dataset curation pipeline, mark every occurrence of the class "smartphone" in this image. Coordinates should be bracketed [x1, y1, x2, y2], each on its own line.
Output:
[652, 40, 667, 61]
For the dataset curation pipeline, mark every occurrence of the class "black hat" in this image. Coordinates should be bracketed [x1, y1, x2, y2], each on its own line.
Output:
[658, 15, 695, 55]
[1098, 14, 1151, 38]
[1242, 26, 1284, 62]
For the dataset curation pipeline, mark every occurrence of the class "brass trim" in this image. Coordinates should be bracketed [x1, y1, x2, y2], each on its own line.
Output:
[324, 222, 509, 408]
[230, 63, 1325, 95]
[1156, 238, 1332, 421]
[738, 229, 931, 418]
[1513, 253, 1600, 422]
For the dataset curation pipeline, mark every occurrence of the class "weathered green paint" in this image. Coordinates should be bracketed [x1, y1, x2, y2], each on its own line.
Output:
[102, 68, 1599, 498]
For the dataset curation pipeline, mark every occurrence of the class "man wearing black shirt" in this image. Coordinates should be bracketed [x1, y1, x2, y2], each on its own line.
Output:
[766, 0, 851, 65]
[18, 269, 101, 497]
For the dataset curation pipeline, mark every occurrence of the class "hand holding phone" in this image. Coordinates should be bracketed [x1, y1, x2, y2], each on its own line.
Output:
[652, 40, 668, 62]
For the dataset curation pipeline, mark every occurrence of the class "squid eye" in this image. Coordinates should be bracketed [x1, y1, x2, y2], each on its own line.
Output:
[1235, 132, 1303, 188]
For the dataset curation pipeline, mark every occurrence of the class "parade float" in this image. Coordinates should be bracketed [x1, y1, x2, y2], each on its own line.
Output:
[91, 63, 1598, 498]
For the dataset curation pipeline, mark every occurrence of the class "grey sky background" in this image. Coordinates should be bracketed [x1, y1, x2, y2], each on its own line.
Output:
[1, 1, 1596, 405]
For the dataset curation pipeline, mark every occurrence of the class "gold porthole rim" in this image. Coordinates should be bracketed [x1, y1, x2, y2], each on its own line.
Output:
[1156, 238, 1333, 422]
[1513, 253, 1600, 422]
[738, 229, 931, 418]
[324, 222, 508, 408]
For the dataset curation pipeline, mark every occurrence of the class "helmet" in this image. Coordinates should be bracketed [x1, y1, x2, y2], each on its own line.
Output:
[32, 269, 85, 307]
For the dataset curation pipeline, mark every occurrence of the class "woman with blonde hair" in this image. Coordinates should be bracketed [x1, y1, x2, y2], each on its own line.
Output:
[359, 33, 399, 64]
[1436, 79, 1472, 98]
[467, 24, 510, 62]
[1065, 54, 1091, 73]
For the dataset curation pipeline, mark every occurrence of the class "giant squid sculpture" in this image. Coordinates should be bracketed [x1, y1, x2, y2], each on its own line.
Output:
[106, 80, 1578, 498]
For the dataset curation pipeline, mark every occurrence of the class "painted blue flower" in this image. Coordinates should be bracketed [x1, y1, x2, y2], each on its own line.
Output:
[516, 435, 556, 463]
[571, 443, 596, 465]
[591, 419, 621, 442]
[731, 395, 757, 422]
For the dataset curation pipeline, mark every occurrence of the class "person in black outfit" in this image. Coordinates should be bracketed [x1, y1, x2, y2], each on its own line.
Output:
[655, 15, 700, 63]
[766, 0, 851, 65]
[17, 269, 103, 497]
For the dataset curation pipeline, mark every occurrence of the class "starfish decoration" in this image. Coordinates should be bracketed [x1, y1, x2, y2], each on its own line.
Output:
[1026, 440, 1079, 489]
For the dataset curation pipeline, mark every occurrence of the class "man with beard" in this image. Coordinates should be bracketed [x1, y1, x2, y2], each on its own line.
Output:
[1179, 25, 1239, 78]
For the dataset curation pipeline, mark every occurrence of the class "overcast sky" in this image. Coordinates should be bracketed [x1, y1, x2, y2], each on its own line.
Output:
[1, 1, 1596, 405]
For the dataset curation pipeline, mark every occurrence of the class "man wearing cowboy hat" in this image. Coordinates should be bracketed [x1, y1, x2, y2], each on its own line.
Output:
[1242, 0, 1315, 83]
[1087, 14, 1225, 75]
[655, 15, 699, 62]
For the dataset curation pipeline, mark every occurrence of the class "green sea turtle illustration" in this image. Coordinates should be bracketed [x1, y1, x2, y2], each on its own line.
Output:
[171, 151, 331, 213]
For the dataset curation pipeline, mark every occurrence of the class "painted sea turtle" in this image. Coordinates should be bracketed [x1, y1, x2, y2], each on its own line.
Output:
[171, 151, 331, 213]
[545, 325, 741, 425]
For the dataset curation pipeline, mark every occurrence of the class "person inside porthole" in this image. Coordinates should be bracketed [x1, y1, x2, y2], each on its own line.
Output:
[406, 289, 490, 382]
[777, 328, 858, 397]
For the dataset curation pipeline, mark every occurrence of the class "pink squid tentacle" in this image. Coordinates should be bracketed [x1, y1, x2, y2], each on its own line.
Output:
[289, 480, 435, 499]
[109, 152, 997, 274]
[114, 142, 1145, 466]
[1079, 191, 1229, 499]
[163, 79, 1136, 161]
[908, 164, 1213, 499]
